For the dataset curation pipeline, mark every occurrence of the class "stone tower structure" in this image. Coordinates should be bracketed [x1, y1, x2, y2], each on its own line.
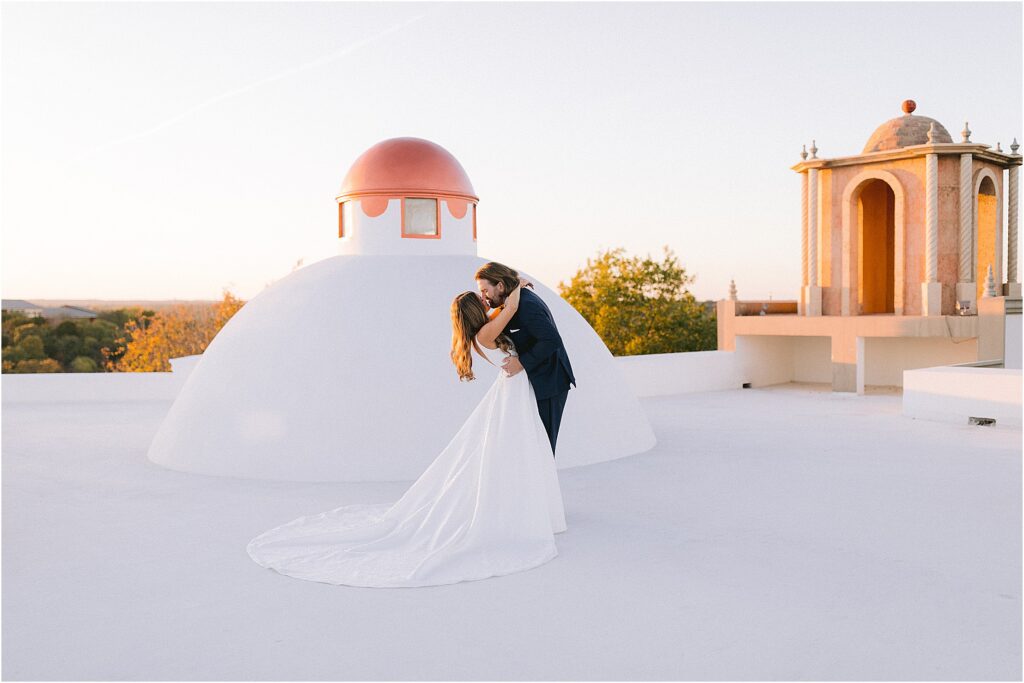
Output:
[792, 100, 1021, 318]
[718, 101, 1021, 392]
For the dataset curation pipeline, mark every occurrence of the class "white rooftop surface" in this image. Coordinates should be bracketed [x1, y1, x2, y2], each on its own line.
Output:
[2, 383, 1021, 680]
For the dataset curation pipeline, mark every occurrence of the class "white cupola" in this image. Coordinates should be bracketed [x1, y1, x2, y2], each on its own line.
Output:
[336, 137, 478, 256]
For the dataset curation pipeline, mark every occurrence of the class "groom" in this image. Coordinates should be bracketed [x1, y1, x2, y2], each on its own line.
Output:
[475, 262, 576, 457]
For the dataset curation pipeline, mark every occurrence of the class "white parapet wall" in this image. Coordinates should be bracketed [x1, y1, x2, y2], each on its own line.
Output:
[1007, 307, 1022, 370]
[4, 347, 780, 405]
[8, 339, 1003, 408]
[902, 366, 1023, 427]
[605, 336, 831, 398]
[1, 370, 180, 403]
[0, 356, 199, 404]
[3, 343, 809, 406]
[16, 337, 1009, 407]
[863, 336, 980, 387]
[614, 350, 743, 397]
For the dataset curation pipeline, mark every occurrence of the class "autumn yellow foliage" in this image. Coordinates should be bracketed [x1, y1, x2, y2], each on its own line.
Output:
[108, 290, 246, 372]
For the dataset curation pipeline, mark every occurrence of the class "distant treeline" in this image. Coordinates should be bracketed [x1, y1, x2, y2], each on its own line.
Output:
[2, 308, 152, 373]
[2, 291, 244, 373]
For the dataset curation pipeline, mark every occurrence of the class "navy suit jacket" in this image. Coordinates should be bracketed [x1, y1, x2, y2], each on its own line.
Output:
[503, 288, 576, 400]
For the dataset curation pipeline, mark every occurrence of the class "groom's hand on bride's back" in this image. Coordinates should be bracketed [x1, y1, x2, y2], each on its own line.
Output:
[501, 356, 525, 377]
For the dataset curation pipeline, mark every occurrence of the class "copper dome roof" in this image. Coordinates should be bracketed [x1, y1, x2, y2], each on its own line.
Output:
[337, 137, 478, 202]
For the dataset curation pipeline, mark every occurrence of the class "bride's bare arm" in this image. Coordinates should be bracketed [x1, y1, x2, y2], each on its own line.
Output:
[476, 285, 521, 348]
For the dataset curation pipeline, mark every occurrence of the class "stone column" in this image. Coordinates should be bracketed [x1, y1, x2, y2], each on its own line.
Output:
[1006, 161, 1020, 297]
[800, 172, 808, 315]
[956, 153, 977, 313]
[805, 167, 822, 316]
[921, 152, 942, 315]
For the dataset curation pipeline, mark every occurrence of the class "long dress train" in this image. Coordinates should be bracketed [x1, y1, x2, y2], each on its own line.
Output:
[246, 338, 567, 588]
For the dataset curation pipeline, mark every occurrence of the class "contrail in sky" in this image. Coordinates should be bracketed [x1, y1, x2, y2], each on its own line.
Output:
[68, 12, 428, 164]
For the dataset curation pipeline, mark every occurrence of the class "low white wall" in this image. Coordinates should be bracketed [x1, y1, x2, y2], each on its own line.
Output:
[1, 355, 199, 404]
[5, 344, 799, 405]
[612, 337, 827, 398]
[865, 337, 980, 387]
[1, 371, 180, 403]
[168, 355, 201, 376]
[789, 336, 832, 384]
[1006, 313, 1022, 370]
[5, 350, 761, 404]
[903, 366, 1022, 427]
[8, 341, 1012, 408]
[614, 350, 743, 397]
[734, 336, 794, 387]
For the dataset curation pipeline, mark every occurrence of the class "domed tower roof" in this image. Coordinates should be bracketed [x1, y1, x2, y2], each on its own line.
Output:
[862, 100, 953, 153]
[337, 137, 478, 202]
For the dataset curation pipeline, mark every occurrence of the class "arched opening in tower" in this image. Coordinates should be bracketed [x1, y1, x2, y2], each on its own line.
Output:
[857, 179, 896, 314]
[976, 176, 998, 301]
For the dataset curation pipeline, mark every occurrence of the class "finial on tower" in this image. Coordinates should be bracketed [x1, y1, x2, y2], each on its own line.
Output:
[983, 264, 997, 298]
[901, 99, 916, 115]
[927, 122, 938, 144]
[1012, 138, 1020, 155]
[800, 144, 808, 161]
[728, 279, 738, 301]
[962, 121, 972, 143]
[996, 141, 1003, 153]
[809, 140, 818, 159]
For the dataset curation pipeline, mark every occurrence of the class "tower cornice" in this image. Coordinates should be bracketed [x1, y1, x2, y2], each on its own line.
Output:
[792, 143, 1021, 173]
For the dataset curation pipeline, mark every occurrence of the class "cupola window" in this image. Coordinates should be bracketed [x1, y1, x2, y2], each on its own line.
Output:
[402, 197, 440, 238]
[339, 200, 355, 238]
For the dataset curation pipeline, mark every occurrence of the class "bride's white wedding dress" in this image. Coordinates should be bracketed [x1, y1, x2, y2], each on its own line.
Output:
[246, 336, 567, 588]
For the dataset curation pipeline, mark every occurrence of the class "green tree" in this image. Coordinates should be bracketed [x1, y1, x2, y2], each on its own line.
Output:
[81, 335, 100, 357]
[94, 315, 140, 369]
[559, 246, 716, 356]
[11, 322, 42, 345]
[2, 345, 26, 364]
[10, 358, 61, 373]
[70, 356, 98, 372]
[47, 334, 78, 366]
[97, 307, 148, 330]
[17, 335, 47, 360]
[3, 312, 30, 343]
[54, 320, 79, 337]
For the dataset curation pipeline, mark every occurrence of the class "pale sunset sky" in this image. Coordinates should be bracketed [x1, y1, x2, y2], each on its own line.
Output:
[2, 1, 1021, 302]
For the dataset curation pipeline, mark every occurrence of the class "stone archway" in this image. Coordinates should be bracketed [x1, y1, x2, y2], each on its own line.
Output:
[974, 170, 1001, 300]
[857, 179, 896, 313]
[841, 170, 907, 316]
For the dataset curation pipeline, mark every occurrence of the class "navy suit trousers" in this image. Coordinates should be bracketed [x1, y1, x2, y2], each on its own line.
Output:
[537, 389, 569, 457]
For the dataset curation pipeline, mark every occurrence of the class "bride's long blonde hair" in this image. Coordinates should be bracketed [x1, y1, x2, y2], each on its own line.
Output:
[450, 292, 512, 381]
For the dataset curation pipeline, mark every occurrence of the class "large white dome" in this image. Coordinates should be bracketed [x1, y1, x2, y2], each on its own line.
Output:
[147, 254, 656, 482]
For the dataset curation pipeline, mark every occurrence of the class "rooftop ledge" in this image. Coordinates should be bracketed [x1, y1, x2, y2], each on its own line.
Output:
[791, 142, 1023, 172]
[4, 350, 1018, 430]
[730, 312, 982, 339]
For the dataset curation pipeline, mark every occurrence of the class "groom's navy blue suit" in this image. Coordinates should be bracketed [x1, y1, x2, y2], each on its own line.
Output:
[503, 288, 576, 456]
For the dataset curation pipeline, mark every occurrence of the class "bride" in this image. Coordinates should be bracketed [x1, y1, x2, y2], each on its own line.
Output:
[246, 281, 567, 588]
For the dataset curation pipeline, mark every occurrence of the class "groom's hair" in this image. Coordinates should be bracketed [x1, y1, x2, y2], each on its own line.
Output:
[474, 262, 519, 294]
